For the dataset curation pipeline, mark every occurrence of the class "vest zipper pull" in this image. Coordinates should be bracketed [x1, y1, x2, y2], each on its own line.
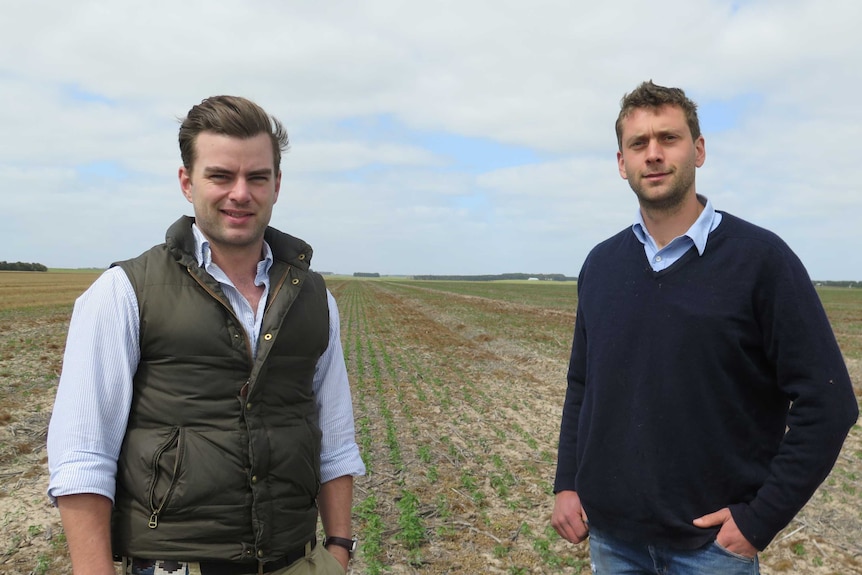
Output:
[148, 512, 159, 529]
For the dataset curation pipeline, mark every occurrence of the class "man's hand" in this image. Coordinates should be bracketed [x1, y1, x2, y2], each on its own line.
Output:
[324, 543, 349, 572]
[551, 490, 590, 544]
[693, 508, 757, 557]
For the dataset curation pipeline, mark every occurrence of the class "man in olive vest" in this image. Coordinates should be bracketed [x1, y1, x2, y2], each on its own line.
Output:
[48, 96, 365, 575]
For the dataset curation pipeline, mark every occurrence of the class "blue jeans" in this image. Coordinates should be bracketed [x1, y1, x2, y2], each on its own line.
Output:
[589, 528, 759, 575]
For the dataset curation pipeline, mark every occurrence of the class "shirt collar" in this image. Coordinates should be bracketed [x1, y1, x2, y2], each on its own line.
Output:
[631, 194, 718, 256]
[191, 223, 274, 275]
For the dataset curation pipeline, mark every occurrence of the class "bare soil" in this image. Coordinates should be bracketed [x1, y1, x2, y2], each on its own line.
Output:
[1, 282, 860, 574]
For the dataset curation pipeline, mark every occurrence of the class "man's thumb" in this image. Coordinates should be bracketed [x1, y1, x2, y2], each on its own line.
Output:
[693, 509, 728, 528]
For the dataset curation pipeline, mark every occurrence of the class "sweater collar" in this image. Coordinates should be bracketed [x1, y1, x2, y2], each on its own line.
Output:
[632, 194, 720, 256]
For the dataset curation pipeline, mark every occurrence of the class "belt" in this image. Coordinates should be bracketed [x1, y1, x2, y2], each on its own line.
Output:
[125, 537, 316, 575]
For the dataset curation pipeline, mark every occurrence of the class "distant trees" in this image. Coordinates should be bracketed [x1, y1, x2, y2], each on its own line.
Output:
[0, 261, 48, 272]
[411, 273, 576, 282]
[0, 261, 49, 272]
[815, 280, 861, 288]
[354, 272, 381, 278]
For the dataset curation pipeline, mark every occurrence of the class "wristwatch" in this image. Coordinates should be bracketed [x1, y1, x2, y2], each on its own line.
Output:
[324, 535, 357, 558]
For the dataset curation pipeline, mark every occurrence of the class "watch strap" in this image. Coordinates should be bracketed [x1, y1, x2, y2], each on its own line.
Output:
[324, 535, 356, 557]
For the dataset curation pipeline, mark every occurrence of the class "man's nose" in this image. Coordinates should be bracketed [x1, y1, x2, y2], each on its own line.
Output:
[229, 178, 252, 202]
[645, 139, 664, 162]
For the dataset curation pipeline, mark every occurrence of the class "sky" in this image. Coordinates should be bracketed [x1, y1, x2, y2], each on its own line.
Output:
[2, 0, 861, 280]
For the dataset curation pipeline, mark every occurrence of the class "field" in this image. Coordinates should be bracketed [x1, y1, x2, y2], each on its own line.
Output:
[0, 271, 860, 574]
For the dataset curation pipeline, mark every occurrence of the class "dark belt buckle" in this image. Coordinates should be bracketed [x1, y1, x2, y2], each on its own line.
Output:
[197, 537, 315, 575]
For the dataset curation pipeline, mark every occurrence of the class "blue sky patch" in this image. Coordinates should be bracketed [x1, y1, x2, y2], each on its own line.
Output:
[697, 92, 762, 134]
[452, 193, 493, 220]
[76, 160, 129, 180]
[62, 84, 116, 106]
[337, 114, 543, 173]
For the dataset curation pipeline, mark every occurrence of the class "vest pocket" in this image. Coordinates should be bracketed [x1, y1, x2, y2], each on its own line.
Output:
[146, 426, 184, 528]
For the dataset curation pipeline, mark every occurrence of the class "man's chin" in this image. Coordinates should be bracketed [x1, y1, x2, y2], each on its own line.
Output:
[210, 231, 265, 249]
[634, 189, 688, 212]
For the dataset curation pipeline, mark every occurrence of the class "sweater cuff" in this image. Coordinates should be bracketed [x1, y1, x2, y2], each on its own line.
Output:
[728, 502, 780, 551]
[553, 473, 577, 495]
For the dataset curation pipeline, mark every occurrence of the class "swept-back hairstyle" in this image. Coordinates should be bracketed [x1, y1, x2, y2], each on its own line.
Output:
[615, 81, 700, 150]
[178, 95, 289, 171]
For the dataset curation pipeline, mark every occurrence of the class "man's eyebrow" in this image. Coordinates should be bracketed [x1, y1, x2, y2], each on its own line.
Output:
[202, 166, 232, 175]
[247, 168, 274, 177]
[625, 127, 682, 143]
[200, 166, 274, 177]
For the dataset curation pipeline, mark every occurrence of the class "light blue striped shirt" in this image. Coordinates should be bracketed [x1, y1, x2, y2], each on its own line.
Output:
[632, 195, 723, 271]
[47, 225, 365, 504]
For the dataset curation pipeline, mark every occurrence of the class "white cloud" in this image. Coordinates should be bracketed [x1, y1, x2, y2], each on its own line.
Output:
[1, 0, 860, 279]
[286, 141, 441, 173]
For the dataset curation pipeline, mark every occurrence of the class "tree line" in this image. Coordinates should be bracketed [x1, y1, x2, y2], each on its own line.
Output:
[411, 273, 576, 282]
[816, 280, 860, 288]
[0, 261, 48, 272]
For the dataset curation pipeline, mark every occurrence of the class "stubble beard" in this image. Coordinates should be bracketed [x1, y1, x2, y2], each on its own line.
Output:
[197, 208, 271, 254]
[631, 167, 696, 215]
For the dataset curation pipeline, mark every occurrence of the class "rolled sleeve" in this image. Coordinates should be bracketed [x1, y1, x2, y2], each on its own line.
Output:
[47, 267, 139, 504]
[314, 290, 366, 483]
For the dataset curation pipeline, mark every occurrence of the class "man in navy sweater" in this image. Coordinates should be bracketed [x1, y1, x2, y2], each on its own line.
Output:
[551, 81, 858, 574]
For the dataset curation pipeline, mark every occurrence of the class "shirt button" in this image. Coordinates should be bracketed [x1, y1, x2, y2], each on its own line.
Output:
[257, 550, 264, 558]
[246, 403, 252, 410]
[251, 475, 258, 483]
[263, 333, 272, 341]
[655, 256, 662, 262]
[291, 278, 300, 285]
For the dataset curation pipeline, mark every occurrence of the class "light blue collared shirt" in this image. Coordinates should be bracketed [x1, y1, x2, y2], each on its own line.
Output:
[632, 195, 723, 271]
[193, 225, 272, 357]
[47, 226, 365, 504]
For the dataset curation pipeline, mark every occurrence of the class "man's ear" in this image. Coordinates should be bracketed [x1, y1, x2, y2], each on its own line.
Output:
[273, 170, 281, 204]
[179, 166, 193, 202]
[617, 151, 628, 180]
[694, 136, 706, 168]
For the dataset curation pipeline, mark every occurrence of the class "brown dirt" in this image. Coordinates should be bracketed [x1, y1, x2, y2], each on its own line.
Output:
[1, 282, 860, 574]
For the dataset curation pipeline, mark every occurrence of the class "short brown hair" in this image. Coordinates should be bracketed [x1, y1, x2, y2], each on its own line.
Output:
[615, 81, 700, 150]
[178, 95, 289, 171]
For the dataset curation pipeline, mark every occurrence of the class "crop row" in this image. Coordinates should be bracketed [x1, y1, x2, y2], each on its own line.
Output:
[329, 279, 589, 573]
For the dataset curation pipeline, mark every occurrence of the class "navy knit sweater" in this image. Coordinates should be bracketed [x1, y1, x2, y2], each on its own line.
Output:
[555, 212, 858, 550]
